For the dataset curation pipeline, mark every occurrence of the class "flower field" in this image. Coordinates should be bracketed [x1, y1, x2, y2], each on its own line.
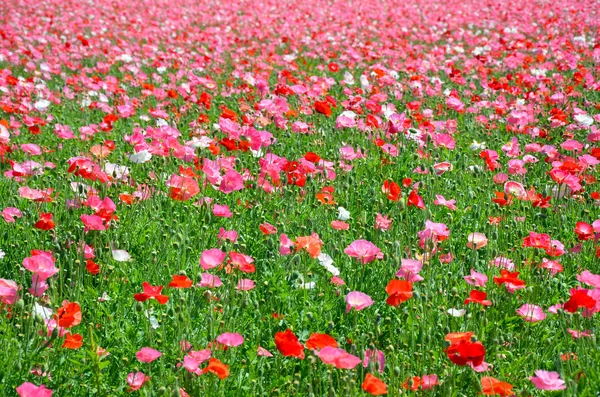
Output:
[1, 0, 600, 395]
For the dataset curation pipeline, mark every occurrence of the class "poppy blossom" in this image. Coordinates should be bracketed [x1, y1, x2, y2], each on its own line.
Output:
[203, 358, 230, 379]
[480, 377, 514, 396]
[127, 372, 149, 391]
[62, 333, 83, 349]
[317, 346, 362, 369]
[344, 240, 383, 264]
[362, 373, 387, 395]
[346, 291, 374, 313]
[464, 290, 492, 306]
[529, 370, 566, 390]
[216, 332, 244, 347]
[168, 275, 193, 288]
[563, 288, 596, 313]
[16, 382, 53, 397]
[385, 280, 413, 306]
[134, 282, 169, 304]
[55, 301, 82, 328]
[136, 347, 162, 363]
[274, 329, 305, 359]
[306, 333, 338, 350]
[34, 213, 55, 230]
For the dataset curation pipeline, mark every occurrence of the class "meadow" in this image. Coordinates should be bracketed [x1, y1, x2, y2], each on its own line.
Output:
[1, 0, 600, 395]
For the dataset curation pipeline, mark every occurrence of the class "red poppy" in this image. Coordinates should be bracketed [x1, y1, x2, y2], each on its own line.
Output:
[464, 290, 492, 306]
[274, 329, 305, 359]
[203, 358, 229, 380]
[493, 270, 525, 288]
[402, 376, 421, 391]
[563, 289, 596, 313]
[314, 101, 332, 117]
[85, 259, 100, 275]
[304, 152, 321, 163]
[55, 301, 82, 328]
[445, 333, 485, 367]
[134, 282, 169, 304]
[305, 333, 338, 350]
[34, 213, 55, 230]
[62, 332, 83, 349]
[481, 377, 515, 396]
[362, 373, 388, 395]
[407, 190, 426, 210]
[385, 280, 413, 306]
[168, 275, 193, 288]
[259, 223, 277, 235]
[382, 180, 401, 201]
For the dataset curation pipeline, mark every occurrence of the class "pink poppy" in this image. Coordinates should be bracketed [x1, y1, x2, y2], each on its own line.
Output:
[577, 270, 600, 288]
[433, 195, 456, 210]
[466, 233, 488, 250]
[257, 346, 273, 357]
[344, 240, 383, 264]
[16, 382, 53, 397]
[237, 279, 255, 291]
[2, 207, 22, 223]
[517, 304, 546, 322]
[421, 374, 439, 390]
[331, 220, 350, 230]
[219, 169, 244, 194]
[375, 213, 392, 231]
[136, 347, 162, 363]
[0, 279, 19, 305]
[81, 214, 107, 232]
[126, 372, 149, 391]
[529, 370, 566, 390]
[464, 269, 488, 287]
[317, 346, 362, 369]
[216, 332, 244, 347]
[345, 291, 374, 313]
[200, 249, 226, 270]
[395, 259, 424, 282]
[198, 273, 222, 288]
[212, 204, 233, 218]
[23, 254, 59, 281]
[217, 228, 238, 242]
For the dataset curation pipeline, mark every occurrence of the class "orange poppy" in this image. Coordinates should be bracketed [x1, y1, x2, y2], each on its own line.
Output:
[362, 373, 387, 395]
[203, 358, 230, 380]
[481, 377, 515, 396]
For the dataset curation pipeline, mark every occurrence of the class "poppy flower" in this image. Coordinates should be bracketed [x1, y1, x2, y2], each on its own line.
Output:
[466, 233, 488, 250]
[481, 377, 515, 396]
[136, 347, 162, 363]
[314, 101, 332, 117]
[216, 332, 244, 347]
[346, 291, 374, 313]
[445, 334, 486, 367]
[407, 190, 426, 210]
[574, 222, 594, 240]
[55, 301, 82, 328]
[529, 370, 566, 390]
[134, 282, 169, 304]
[344, 240, 383, 264]
[382, 180, 401, 201]
[516, 304, 546, 322]
[0, 279, 19, 305]
[362, 373, 387, 395]
[16, 382, 53, 397]
[203, 358, 230, 379]
[34, 213, 55, 231]
[126, 372, 149, 392]
[274, 329, 305, 359]
[294, 234, 323, 258]
[385, 280, 413, 306]
[85, 259, 100, 275]
[563, 288, 596, 313]
[306, 333, 338, 350]
[62, 333, 83, 349]
[168, 275, 193, 288]
[260, 222, 277, 235]
[317, 346, 362, 369]
[464, 290, 492, 306]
